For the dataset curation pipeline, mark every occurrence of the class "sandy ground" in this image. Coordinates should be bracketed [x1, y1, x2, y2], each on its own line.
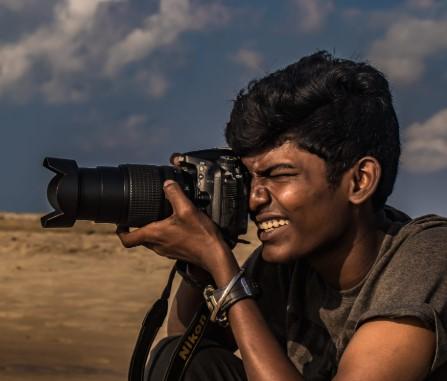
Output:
[0, 212, 260, 381]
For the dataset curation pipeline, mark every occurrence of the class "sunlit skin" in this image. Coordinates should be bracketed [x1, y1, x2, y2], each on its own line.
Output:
[117, 141, 436, 381]
[243, 141, 386, 289]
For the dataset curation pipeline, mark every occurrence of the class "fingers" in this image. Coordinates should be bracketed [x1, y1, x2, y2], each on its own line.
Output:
[115, 180, 196, 251]
[116, 181, 198, 252]
[163, 180, 194, 217]
[116, 225, 157, 248]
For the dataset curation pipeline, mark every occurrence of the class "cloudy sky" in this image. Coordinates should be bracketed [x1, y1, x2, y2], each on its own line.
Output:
[1, 0, 446, 217]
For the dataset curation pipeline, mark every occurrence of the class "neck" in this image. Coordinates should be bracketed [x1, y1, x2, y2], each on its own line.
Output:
[306, 208, 390, 290]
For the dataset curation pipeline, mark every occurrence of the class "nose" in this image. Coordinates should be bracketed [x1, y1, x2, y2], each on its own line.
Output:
[249, 177, 271, 212]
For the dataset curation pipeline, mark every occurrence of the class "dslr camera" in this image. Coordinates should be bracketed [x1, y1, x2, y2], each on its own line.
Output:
[41, 148, 249, 243]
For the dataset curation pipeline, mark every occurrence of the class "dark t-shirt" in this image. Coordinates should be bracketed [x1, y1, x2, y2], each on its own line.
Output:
[244, 208, 447, 380]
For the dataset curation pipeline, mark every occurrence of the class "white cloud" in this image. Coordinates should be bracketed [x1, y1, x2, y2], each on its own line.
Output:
[0, 0, 229, 103]
[0, 0, 111, 102]
[231, 48, 263, 72]
[402, 108, 447, 172]
[105, 0, 229, 74]
[292, 0, 334, 32]
[367, 17, 447, 84]
[79, 113, 170, 159]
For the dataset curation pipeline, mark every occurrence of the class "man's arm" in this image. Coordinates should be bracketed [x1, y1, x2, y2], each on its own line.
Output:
[167, 268, 238, 350]
[118, 182, 436, 381]
[209, 246, 305, 381]
[167, 279, 203, 336]
[212, 253, 436, 381]
[169, 256, 437, 381]
[334, 317, 435, 381]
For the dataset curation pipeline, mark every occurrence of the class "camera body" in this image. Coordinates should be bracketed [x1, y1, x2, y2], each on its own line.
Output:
[42, 148, 249, 243]
[173, 149, 249, 240]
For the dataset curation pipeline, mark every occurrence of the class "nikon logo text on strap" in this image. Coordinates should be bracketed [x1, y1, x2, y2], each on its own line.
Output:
[179, 314, 207, 361]
[162, 303, 211, 381]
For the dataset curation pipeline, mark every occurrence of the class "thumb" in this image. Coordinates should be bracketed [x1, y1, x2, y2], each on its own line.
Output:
[163, 180, 193, 215]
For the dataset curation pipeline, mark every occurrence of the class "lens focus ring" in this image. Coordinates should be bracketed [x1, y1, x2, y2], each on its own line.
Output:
[127, 165, 163, 226]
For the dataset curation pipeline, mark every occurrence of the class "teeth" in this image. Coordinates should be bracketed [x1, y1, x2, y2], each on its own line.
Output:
[259, 219, 289, 231]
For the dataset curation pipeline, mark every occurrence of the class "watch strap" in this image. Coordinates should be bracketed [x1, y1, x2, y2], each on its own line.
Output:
[213, 277, 259, 311]
[203, 272, 259, 326]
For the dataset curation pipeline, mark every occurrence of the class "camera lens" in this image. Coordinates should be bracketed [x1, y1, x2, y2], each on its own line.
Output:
[41, 157, 194, 228]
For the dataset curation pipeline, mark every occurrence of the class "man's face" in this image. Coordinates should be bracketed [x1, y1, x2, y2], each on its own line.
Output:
[242, 141, 353, 263]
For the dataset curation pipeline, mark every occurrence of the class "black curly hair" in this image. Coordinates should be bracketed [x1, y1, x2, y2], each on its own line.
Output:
[225, 51, 400, 209]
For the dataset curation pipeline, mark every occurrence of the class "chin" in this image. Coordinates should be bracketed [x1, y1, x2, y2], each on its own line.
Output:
[261, 242, 303, 264]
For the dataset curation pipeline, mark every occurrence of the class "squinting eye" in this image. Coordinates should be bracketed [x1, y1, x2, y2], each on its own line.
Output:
[271, 173, 296, 177]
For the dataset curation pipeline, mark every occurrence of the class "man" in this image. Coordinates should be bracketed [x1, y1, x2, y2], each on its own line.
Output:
[118, 51, 447, 380]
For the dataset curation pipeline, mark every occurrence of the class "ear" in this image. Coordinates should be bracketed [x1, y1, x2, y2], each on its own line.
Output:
[347, 156, 381, 206]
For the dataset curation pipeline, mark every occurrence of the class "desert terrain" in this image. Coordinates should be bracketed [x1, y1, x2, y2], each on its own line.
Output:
[0, 212, 259, 381]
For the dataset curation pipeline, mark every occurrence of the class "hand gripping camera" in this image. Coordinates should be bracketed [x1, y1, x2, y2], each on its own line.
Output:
[41, 148, 250, 380]
[41, 148, 249, 244]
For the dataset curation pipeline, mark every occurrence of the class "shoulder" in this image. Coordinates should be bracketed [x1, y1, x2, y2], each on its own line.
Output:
[365, 214, 447, 300]
[401, 215, 447, 249]
[351, 215, 447, 376]
[380, 213, 447, 270]
[354, 213, 447, 330]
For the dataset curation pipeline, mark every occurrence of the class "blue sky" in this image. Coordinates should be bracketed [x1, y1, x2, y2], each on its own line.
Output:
[1, 0, 446, 217]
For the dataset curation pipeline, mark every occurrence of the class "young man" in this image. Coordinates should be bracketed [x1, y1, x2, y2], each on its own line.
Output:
[118, 51, 447, 380]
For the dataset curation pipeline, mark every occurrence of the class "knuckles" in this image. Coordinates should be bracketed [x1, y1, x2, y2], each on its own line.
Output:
[175, 203, 197, 220]
[116, 205, 211, 252]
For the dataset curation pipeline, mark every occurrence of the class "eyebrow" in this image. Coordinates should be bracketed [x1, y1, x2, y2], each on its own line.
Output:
[255, 163, 297, 176]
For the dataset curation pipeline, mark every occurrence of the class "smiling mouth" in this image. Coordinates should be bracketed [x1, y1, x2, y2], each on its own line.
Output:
[258, 219, 290, 233]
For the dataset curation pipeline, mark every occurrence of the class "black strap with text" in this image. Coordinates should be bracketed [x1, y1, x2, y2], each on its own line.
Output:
[128, 262, 210, 381]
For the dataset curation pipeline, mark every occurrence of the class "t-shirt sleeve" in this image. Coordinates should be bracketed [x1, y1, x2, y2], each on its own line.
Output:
[355, 226, 447, 373]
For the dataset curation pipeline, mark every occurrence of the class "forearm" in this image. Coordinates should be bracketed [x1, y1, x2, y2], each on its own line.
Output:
[167, 272, 237, 350]
[229, 299, 303, 381]
[167, 279, 203, 335]
[211, 248, 303, 381]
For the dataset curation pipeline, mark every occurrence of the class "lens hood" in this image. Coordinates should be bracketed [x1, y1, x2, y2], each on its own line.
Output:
[41, 157, 79, 228]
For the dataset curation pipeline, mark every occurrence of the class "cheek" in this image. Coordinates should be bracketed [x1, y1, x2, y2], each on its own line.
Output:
[280, 189, 304, 210]
[273, 183, 308, 211]
[298, 191, 351, 244]
[262, 184, 350, 261]
[284, 185, 349, 240]
[276, 183, 327, 216]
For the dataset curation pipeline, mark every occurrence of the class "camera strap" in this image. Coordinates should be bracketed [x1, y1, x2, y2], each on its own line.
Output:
[128, 261, 211, 381]
[161, 302, 210, 381]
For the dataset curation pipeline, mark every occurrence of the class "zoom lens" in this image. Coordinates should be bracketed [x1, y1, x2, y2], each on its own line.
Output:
[41, 157, 194, 228]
